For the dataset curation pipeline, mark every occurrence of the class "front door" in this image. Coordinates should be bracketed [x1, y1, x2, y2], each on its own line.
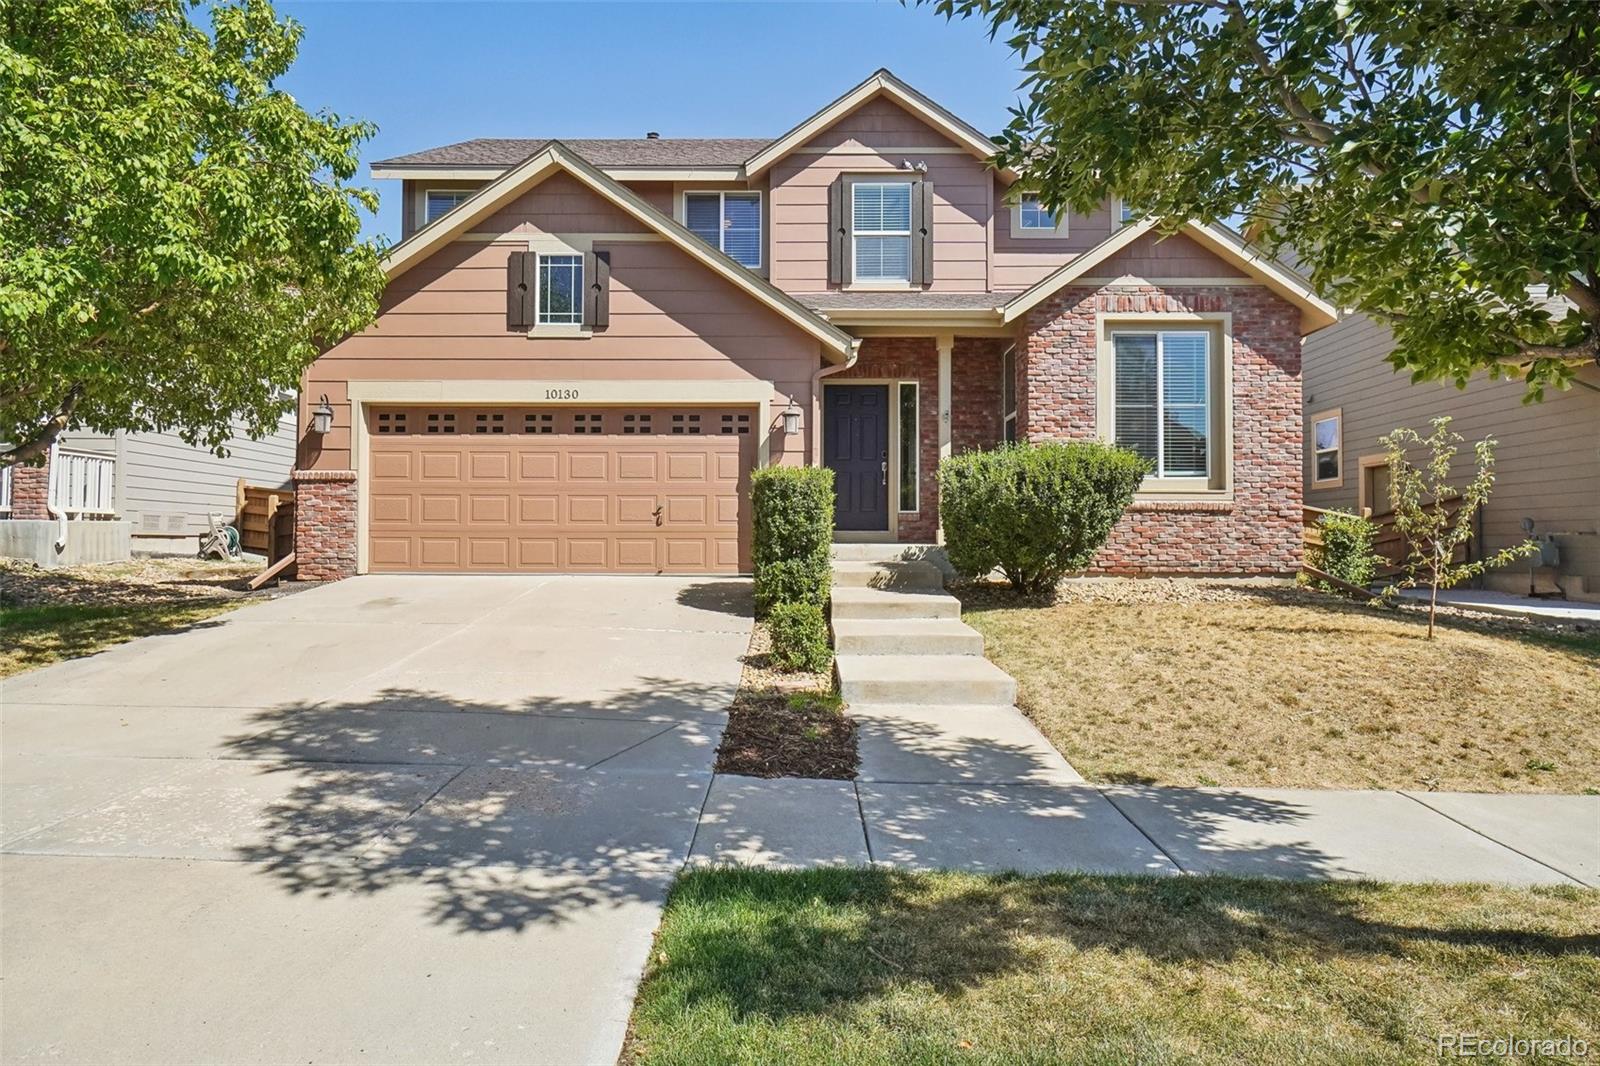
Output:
[824, 384, 889, 532]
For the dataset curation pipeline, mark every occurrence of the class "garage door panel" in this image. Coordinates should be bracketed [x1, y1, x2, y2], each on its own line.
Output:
[520, 452, 560, 481]
[468, 539, 511, 567]
[469, 451, 511, 480]
[469, 494, 511, 524]
[418, 538, 462, 567]
[421, 452, 462, 480]
[616, 495, 658, 525]
[519, 495, 559, 524]
[367, 406, 751, 574]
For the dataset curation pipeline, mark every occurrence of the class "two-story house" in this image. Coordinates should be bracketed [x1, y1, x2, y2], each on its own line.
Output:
[291, 70, 1336, 579]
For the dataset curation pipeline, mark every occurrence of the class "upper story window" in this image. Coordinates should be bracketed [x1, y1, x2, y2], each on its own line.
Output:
[851, 181, 913, 283]
[538, 254, 583, 325]
[1018, 195, 1059, 231]
[1311, 409, 1343, 487]
[1117, 199, 1137, 226]
[685, 192, 762, 268]
[424, 189, 472, 225]
[1113, 330, 1211, 479]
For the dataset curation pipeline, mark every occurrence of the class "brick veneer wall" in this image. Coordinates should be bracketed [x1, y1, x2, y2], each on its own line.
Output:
[1018, 284, 1303, 575]
[293, 469, 358, 580]
[951, 337, 1006, 453]
[7, 459, 51, 520]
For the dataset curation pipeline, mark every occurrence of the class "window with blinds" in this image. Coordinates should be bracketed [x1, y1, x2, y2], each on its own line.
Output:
[684, 192, 762, 268]
[424, 189, 472, 224]
[1113, 331, 1211, 478]
[852, 181, 913, 282]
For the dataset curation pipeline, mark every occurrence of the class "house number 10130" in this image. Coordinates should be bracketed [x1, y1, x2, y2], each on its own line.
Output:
[544, 388, 579, 400]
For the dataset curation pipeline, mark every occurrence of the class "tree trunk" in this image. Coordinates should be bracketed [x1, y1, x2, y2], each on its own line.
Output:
[1428, 575, 1439, 640]
[0, 384, 83, 467]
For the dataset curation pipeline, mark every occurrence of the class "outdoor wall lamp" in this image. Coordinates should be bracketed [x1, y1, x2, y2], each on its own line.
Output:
[781, 400, 802, 436]
[311, 394, 334, 435]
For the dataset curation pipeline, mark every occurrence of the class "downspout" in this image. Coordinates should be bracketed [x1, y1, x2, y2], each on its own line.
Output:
[809, 336, 861, 466]
[44, 442, 68, 552]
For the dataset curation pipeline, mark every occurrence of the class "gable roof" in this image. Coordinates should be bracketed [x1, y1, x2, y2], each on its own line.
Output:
[374, 138, 772, 170]
[381, 142, 858, 361]
[1001, 219, 1339, 333]
[743, 69, 1008, 180]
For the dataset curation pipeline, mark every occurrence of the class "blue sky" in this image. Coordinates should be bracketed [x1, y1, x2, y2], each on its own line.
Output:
[275, 1, 1028, 244]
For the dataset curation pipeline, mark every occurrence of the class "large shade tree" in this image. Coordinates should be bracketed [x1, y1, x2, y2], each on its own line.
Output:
[0, 0, 385, 465]
[930, 0, 1599, 397]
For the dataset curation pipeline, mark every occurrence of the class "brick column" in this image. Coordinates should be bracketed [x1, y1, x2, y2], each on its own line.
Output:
[8, 457, 51, 520]
[293, 469, 358, 581]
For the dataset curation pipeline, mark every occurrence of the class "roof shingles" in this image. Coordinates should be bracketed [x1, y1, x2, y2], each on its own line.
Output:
[374, 138, 772, 169]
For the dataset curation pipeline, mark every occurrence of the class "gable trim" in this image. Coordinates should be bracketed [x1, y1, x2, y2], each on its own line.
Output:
[743, 69, 1006, 180]
[1000, 219, 1338, 332]
[380, 143, 857, 361]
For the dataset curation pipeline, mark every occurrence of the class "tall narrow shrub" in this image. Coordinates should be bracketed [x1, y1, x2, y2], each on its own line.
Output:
[1311, 510, 1381, 590]
[939, 442, 1148, 594]
[751, 465, 834, 617]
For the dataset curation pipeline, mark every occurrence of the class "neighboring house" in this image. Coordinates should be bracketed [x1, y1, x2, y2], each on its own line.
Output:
[291, 69, 1336, 580]
[1303, 310, 1600, 598]
[0, 416, 296, 565]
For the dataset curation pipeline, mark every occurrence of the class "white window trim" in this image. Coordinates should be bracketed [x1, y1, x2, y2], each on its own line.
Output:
[1114, 198, 1136, 228]
[851, 180, 915, 286]
[1311, 408, 1343, 489]
[522, 235, 592, 338]
[898, 381, 919, 513]
[1011, 194, 1069, 239]
[535, 252, 584, 327]
[1110, 330, 1211, 479]
[1095, 312, 1232, 497]
[681, 189, 763, 270]
[421, 188, 473, 229]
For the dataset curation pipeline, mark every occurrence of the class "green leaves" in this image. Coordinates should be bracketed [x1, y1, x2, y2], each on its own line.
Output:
[925, 0, 1600, 396]
[1, 0, 386, 463]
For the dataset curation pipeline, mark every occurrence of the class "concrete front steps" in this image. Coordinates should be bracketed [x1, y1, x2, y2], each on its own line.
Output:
[830, 548, 1012, 706]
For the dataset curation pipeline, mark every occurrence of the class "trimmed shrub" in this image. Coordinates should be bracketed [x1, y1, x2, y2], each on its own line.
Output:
[1311, 509, 1380, 589]
[938, 441, 1149, 594]
[767, 601, 831, 673]
[751, 464, 834, 617]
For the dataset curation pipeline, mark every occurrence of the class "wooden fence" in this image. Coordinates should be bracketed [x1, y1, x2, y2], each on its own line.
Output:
[1303, 496, 1471, 579]
[235, 480, 294, 564]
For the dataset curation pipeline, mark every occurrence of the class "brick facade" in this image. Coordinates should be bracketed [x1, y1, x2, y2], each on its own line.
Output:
[1017, 284, 1303, 575]
[951, 337, 1007, 454]
[7, 459, 51, 520]
[293, 469, 358, 581]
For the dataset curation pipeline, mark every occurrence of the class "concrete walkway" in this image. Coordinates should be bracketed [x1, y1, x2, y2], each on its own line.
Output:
[687, 548, 1599, 886]
[2, 574, 753, 1066]
[1393, 586, 1600, 623]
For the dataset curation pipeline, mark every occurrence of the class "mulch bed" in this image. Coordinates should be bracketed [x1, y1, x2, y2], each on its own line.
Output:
[715, 690, 859, 780]
[712, 621, 859, 780]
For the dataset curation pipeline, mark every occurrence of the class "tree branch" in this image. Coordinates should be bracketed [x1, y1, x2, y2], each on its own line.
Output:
[0, 384, 84, 466]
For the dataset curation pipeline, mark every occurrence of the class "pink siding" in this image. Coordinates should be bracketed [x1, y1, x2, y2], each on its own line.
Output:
[1098, 232, 1246, 279]
[992, 180, 1115, 291]
[768, 97, 992, 293]
[303, 172, 824, 471]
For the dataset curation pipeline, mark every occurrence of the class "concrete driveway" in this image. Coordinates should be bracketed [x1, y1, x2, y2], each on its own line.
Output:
[0, 574, 752, 1065]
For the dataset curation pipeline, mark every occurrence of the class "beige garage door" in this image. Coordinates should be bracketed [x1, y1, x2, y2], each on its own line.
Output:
[366, 406, 755, 574]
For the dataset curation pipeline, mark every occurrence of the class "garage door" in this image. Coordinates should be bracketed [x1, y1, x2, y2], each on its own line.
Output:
[366, 406, 755, 574]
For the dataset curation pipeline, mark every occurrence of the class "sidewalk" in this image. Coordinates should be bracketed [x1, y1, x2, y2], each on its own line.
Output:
[687, 705, 1599, 887]
[1393, 587, 1600, 624]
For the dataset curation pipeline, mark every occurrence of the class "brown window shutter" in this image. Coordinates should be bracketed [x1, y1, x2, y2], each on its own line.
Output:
[913, 177, 934, 286]
[584, 250, 611, 329]
[828, 178, 846, 285]
[507, 251, 533, 329]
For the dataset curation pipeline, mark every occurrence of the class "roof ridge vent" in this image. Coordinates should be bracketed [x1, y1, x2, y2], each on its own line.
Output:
[645, 131, 660, 139]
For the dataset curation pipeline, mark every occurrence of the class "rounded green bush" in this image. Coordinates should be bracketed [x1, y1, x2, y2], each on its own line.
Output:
[752, 465, 834, 617]
[1312, 509, 1381, 589]
[767, 601, 831, 673]
[937, 441, 1149, 594]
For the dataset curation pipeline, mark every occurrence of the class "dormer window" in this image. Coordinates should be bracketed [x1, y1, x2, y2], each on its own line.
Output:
[685, 192, 762, 268]
[424, 189, 472, 225]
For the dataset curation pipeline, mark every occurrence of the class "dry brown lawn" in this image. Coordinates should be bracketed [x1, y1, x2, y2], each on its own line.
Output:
[0, 557, 268, 677]
[959, 582, 1600, 794]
